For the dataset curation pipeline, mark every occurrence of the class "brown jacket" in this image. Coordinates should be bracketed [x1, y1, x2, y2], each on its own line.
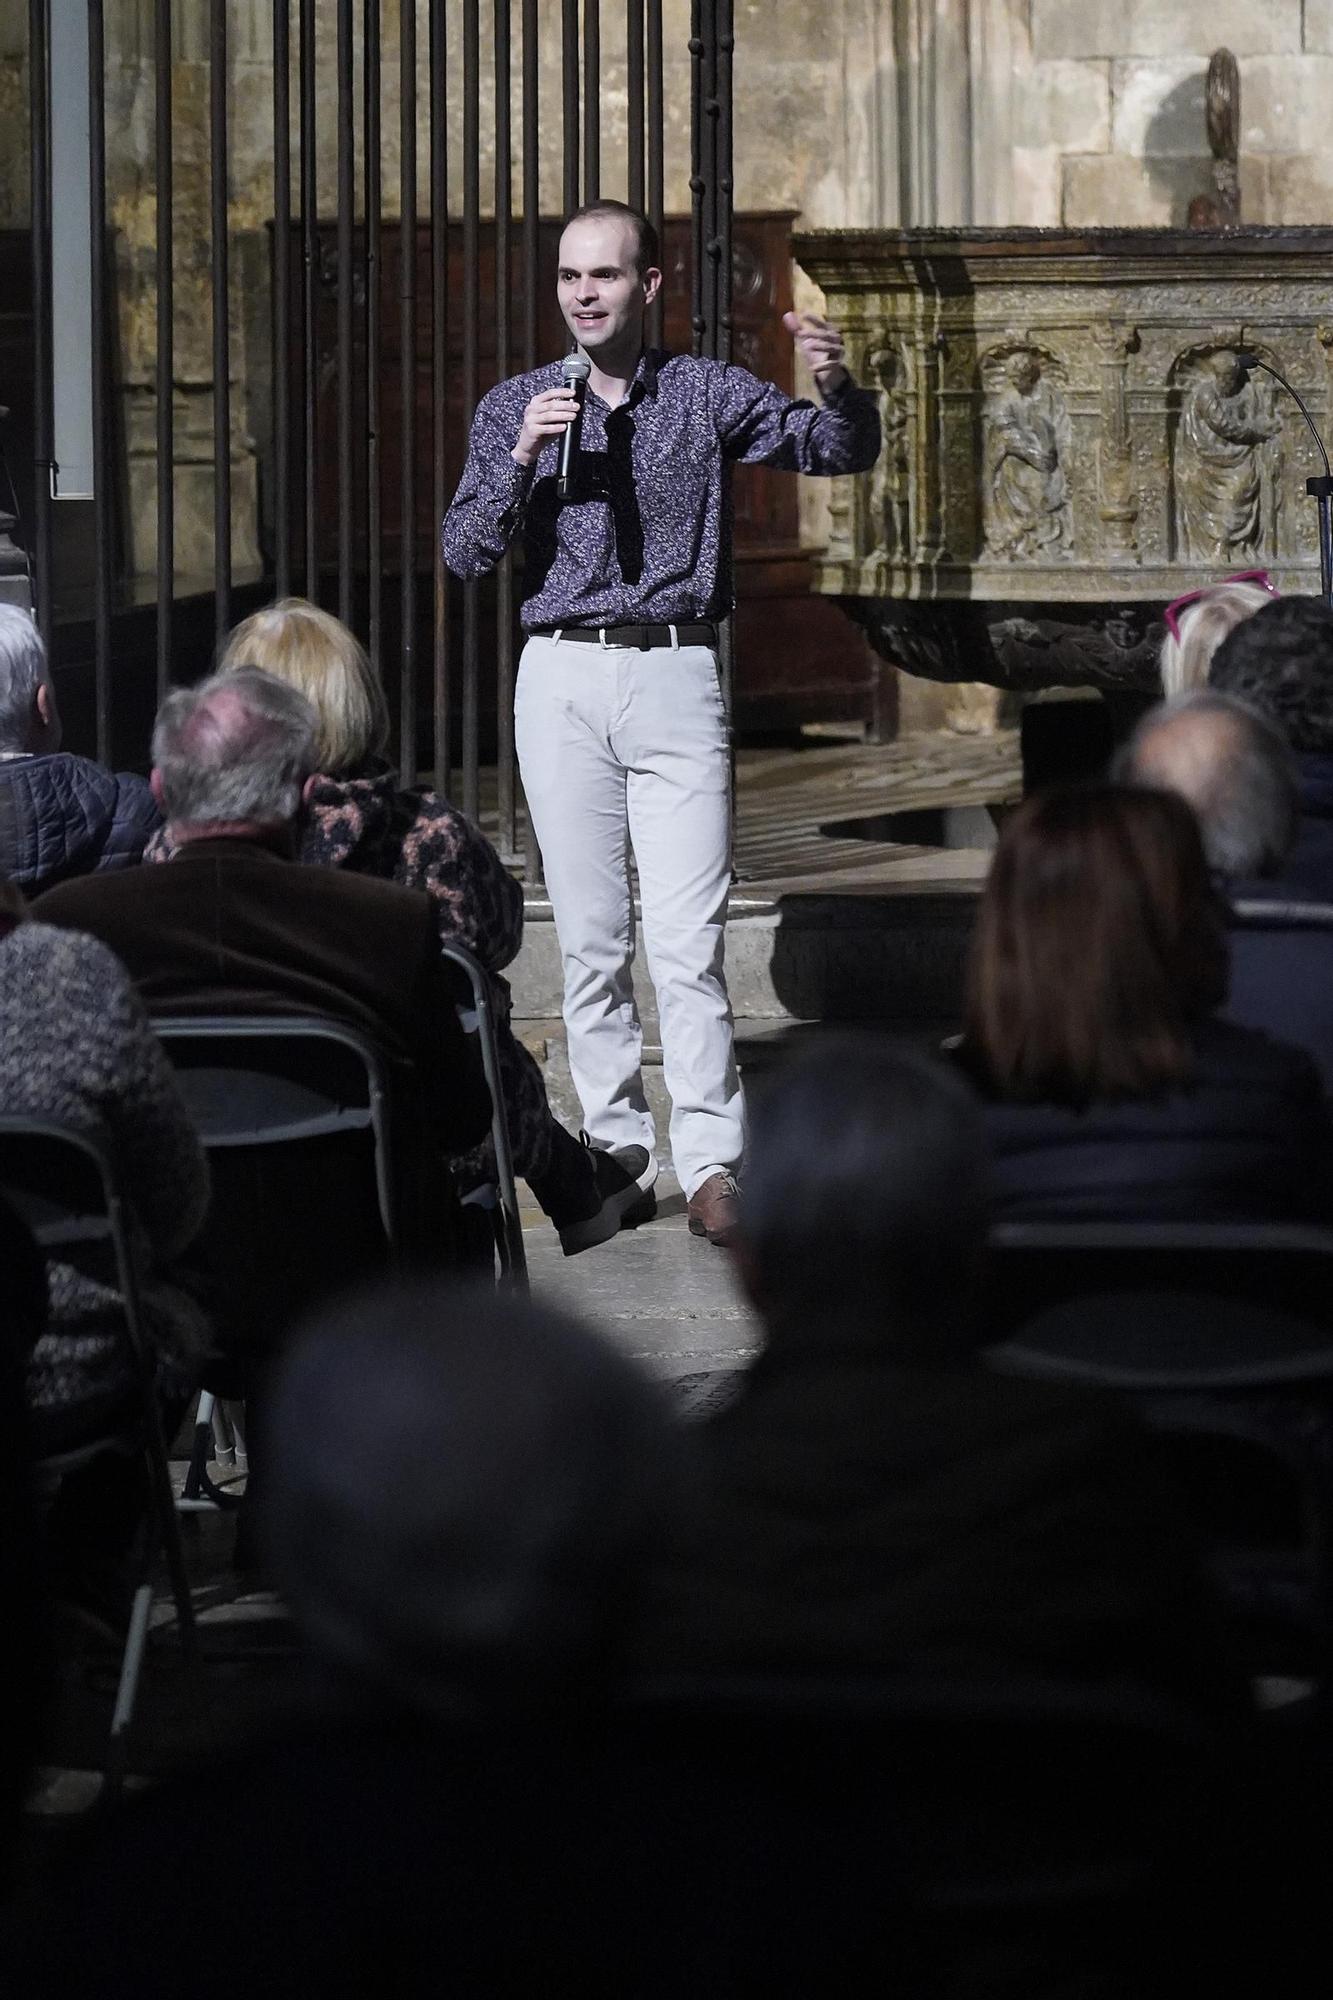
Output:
[35, 837, 491, 1157]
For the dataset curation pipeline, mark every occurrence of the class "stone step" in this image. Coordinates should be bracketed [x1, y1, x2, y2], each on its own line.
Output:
[518, 1016, 960, 1134]
[511, 883, 980, 1033]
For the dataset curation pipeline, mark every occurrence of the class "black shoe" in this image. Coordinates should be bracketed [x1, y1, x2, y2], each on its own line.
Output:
[531, 1128, 626, 1256]
[587, 1141, 658, 1228]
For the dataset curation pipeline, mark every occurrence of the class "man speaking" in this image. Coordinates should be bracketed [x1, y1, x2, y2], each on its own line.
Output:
[443, 201, 880, 1246]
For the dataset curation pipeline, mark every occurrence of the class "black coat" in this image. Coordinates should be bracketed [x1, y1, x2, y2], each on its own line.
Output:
[978, 1017, 1333, 1225]
[0, 751, 159, 893]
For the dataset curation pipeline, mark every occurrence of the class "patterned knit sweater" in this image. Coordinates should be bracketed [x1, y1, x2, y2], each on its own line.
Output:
[0, 922, 210, 1419]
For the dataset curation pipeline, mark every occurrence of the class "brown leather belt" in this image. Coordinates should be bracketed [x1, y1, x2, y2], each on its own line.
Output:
[528, 621, 718, 649]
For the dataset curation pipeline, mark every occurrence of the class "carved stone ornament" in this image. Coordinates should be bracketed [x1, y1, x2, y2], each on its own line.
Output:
[981, 345, 1072, 561]
[1173, 347, 1282, 563]
[794, 225, 1333, 692]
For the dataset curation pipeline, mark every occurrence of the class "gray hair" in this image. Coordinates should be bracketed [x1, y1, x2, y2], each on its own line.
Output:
[151, 666, 318, 828]
[0, 604, 47, 753]
[1113, 689, 1298, 882]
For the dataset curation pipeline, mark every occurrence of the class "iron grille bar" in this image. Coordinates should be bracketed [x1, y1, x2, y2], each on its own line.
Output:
[626, 0, 645, 214]
[155, 0, 174, 695]
[336, 0, 354, 627]
[562, 0, 579, 215]
[583, 0, 599, 201]
[399, 0, 418, 783]
[299, 0, 319, 596]
[27, 0, 53, 652]
[689, 0, 704, 357]
[365, 0, 382, 673]
[210, 0, 232, 643]
[461, 0, 481, 820]
[495, 0, 516, 859]
[646, 0, 663, 348]
[430, 0, 449, 794]
[521, 0, 538, 376]
[272, 0, 291, 605]
[88, 0, 111, 758]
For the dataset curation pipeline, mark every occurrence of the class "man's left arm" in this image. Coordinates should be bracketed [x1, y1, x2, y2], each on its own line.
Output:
[714, 312, 881, 476]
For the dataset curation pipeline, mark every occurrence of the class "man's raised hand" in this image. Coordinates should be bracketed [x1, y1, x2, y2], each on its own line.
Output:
[512, 386, 582, 468]
[782, 311, 849, 397]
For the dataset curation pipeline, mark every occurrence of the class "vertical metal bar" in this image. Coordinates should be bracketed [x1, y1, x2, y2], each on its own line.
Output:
[336, 0, 354, 627]
[365, 0, 382, 673]
[521, 0, 541, 882]
[155, 0, 174, 697]
[583, 0, 599, 201]
[430, 0, 449, 795]
[717, 0, 733, 366]
[399, 0, 418, 783]
[88, 0, 111, 759]
[28, 0, 53, 653]
[300, 0, 319, 596]
[689, 0, 704, 357]
[522, 0, 538, 375]
[209, 0, 232, 644]
[562, 0, 579, 215]
[461, 0, 480, 823]
[272, 0, 291, 604]
[646, 0, 663, 347]
[495, 0, 515, 860]
[627, 0, 645, 214]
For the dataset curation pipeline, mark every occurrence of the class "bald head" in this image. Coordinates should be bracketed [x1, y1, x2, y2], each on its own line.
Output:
[151, 666, 318, 834]
[1114, 692, 1298, 882]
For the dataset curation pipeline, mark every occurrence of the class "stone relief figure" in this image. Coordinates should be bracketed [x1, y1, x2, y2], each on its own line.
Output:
[865, 344, 911, 560]
[982, 350, 1072, 560]
[1175, 351, 1283, 563]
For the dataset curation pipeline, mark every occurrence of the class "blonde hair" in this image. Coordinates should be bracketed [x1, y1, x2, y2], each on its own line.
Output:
[1159, 581, 1275, 699]
[219, 598, 388, 774]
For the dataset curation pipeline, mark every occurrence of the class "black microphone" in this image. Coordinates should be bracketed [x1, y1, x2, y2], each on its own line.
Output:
[1236, 349, 1333, 604]
[556, 352, 590, 500]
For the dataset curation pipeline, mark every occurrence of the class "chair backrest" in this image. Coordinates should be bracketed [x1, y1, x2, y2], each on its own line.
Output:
[0, 1116, 146, 1349]
[986, 1220, 1333, 1345]
[152, 1013, 397, 1244]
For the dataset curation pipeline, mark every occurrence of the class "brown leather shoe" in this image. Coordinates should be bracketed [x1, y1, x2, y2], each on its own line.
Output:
[687, 1171, 741, 1248]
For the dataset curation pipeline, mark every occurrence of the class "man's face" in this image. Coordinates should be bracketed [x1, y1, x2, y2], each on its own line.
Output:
[556, 215, 658, 357]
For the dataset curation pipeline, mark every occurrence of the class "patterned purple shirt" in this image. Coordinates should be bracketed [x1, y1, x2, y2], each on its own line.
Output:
[441, 348, 881, 628]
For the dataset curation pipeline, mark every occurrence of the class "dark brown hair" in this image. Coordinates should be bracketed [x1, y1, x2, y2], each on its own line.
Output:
[563, 199, 659, 276]
[961, 785, 1228, 1108]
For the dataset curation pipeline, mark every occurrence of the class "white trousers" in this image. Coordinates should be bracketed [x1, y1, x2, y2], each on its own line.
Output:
[515, 634, 744, 1199]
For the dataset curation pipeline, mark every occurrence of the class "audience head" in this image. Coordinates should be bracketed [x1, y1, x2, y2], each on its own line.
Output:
[1159, 575, 1276, 698]
[1209, 594, 1333, 753]
[261, 1280, 684, 1719]
[150, 667, 317, 837]
[0, 604, 60, 757]
[962, 785, 1227, 1110]
[1113, 691, 1298, 882]
[219, 598, 389, 775]
[737, 1034, 991, 1358]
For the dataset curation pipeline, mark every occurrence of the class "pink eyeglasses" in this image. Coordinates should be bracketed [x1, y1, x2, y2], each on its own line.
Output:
[1162, 569, 1279, 643]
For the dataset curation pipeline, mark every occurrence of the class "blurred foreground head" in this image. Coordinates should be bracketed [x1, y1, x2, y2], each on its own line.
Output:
[1209, 594, 1333, 753]
[962, 786, 1227, 1110]
[262, 1280, 684, 1718]
[737, 1034, 991, 1358]
[1159, 576, 1275, 699]
[1114, 691, 1298, 882]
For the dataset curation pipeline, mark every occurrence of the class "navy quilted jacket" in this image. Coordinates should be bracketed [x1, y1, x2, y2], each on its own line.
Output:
[0, 752, 161, 894]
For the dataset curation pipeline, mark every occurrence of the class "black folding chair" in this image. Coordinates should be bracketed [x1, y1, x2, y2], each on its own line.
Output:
[0, 1115, 199, 1788]
[439, 939, 528, 1289]
[985, 1219, 1333, 1344]
[987, 1222, 1333, 1676]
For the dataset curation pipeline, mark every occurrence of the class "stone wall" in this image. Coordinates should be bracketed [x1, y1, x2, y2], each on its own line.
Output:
[3, 1, 1333, 592]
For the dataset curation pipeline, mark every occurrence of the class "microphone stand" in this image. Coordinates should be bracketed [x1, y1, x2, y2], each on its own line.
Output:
[1237, 351, 1333, 607]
